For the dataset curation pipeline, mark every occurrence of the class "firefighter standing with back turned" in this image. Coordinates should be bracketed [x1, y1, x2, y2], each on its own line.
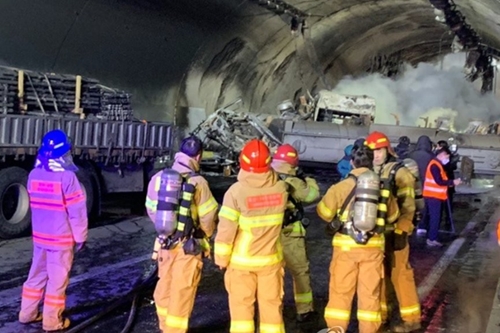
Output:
[364, 131, 420, 332]
[19, 129, 88, 332]
[271, 144, 320, 322]
[214, 139, 288, 333]
[317, 146, 399, 333]
[145, 136, 218, 333]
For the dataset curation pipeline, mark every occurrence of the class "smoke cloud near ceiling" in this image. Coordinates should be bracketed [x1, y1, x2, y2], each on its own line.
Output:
[332, 53, 500, 130]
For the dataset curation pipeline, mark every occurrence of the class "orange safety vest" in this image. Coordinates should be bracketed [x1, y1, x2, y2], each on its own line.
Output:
[423, 160, 448, 200]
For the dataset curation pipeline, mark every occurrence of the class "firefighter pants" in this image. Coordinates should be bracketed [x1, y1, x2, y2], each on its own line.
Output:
[324, 247, 384, 333]
[19, 245, 74, 331]
[153, 247, 203, 333]
[381, 239, 421, 324]
[281, 233, 314, 314]
[224, 266, 285, 333]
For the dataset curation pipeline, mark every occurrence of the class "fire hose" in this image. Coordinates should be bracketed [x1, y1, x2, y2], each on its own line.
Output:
[65, 260, 158, 333]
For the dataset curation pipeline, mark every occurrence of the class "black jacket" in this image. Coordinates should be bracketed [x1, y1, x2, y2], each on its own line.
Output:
[407, 135, 435, 182]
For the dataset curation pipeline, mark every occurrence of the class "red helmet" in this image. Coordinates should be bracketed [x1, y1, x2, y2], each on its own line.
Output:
[273, 144, 299, 166]
[239, 139, 271, 173]
[365, 131, 396, 156]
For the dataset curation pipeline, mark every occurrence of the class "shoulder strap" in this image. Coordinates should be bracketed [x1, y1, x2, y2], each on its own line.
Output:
[339, 174, 358, 217]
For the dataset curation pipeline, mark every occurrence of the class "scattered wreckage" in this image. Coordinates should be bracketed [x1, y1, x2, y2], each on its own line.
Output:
[193, 91, 500, 177]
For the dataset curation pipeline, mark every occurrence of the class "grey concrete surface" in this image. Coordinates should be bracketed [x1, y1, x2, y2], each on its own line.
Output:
[0, 181, 497, 333]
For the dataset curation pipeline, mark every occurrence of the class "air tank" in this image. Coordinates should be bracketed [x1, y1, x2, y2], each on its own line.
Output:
[402, 158, 425, 211]
[352, 170, 380, 232]
[155, 168, 183, 238]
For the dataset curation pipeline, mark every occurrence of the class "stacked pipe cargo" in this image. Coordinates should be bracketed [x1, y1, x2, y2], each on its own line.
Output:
[0, 66, 133, 120]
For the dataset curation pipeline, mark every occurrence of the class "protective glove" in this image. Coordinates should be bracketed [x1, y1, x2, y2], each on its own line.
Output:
[393, 231, 408, 251]
[75, 242, 86, 252]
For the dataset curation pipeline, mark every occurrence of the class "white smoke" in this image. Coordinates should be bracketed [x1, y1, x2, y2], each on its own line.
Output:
[332, 53, 500, 130]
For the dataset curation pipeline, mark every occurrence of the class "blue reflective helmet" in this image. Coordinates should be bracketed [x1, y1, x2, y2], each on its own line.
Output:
[38, 129, 71, 159]
[180, 136, 203, 157]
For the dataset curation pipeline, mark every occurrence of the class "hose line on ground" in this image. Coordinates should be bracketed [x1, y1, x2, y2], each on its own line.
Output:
[65, 261, 158, 333]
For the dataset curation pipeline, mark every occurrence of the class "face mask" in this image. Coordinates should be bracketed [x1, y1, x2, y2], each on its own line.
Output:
[441, 158, 449, 165]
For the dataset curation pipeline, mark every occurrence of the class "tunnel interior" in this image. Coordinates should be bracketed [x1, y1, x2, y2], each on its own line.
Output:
[0, 0, 499, 125]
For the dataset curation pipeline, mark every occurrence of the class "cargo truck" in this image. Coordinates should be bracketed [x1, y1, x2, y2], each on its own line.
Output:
[0, 66, 174, 239]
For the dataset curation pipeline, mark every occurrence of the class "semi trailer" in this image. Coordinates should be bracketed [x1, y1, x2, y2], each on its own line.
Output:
[0, 66, 174, 239]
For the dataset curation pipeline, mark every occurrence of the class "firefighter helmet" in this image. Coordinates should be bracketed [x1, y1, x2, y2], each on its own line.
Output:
[38, 129, 71, 159]
[364, 131, 396, 156]
[239, 139, 271, 173]
[273, 144, 299, 166]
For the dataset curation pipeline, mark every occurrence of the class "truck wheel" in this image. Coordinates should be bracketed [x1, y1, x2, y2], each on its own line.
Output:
[0, 167, 31, 239]
[76, 168, 95, 219]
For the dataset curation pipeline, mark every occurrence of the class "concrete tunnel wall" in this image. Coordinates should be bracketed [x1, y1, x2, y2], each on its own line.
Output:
[1, 0, 500, 128]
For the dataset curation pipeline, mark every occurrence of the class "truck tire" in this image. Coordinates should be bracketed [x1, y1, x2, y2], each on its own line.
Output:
[76, 168, 95, 219]
[0, 167, 31, 239]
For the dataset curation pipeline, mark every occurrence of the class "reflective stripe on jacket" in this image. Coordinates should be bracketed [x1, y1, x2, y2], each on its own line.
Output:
[317, 167, 398, 251]
[379, 162, 416, 233]
[145, 152, 218, 242]
[214, 169, 288, 271]
[272, 160, 320, 237]
[28, 168, 88, 250]
[423, 159, 448, 200]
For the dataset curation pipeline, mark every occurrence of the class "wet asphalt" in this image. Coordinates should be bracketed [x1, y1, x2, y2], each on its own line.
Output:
[0, 172, 499, 333]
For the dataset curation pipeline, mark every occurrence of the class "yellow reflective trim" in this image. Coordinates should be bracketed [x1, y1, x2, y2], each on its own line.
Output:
[182, 192, 193, 200]
[357, 309, 381, 322]
[166, 314, 188, 329]
[241, 154, 251, 164]
[179, 206, 189, 216]
[236, 230, 253, 256]
[197, 196, 218, 217]
[177, 222, 185, 231]
[292, 221, 303, 234]
[335, 208, 350, 222]
[230, 320, 254, 332]
[260, 322, 285, 333]
[145, 197, 157, 211]
[238, 213, 284, 229]
[333, 234, 385, 250]
[380, 189, 390, 198]
[294, 291, 313, 303]
[376, 218, 385, 226]
[317, 201, 334, 220]
[230, 253, 282, 267]
[397, 187, 415, 198]
[324, 307, 350, 320]
[154, 177, 161, 191]
[400, 304, 421, 315]
[376, 138, 387, 143]
[380, 302, 388, 311]
[304, 187, 318, 202]
[219, 206, 240, 222]
[378, 203, 387, 212]
[214, 242, 232, 256]
[155, 304, 168, 317]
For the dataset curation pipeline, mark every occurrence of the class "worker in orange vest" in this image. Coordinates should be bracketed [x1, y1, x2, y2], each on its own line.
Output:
[422, 146, 461, 247]
[214, 139, 288, 333]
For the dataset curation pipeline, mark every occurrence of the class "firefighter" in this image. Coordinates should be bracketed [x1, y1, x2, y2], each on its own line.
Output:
[214, 139, 288, 333]
[423, 146, 461, 247]
[19, 129, 87, 331]
[364, 131, 421, 332]
[271, 144, 320, 322]
[317, 146, 398, 333]
[145, 135, 218, 333]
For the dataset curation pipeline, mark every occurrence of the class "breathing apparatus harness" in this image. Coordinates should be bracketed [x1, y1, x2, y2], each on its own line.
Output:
[278, 172, 310, 229]
[328, 172, 384, 245]
[156, 162, 205, 256]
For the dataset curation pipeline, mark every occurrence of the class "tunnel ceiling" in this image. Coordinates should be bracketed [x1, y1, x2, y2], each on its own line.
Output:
[0, 0, 499, 124]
